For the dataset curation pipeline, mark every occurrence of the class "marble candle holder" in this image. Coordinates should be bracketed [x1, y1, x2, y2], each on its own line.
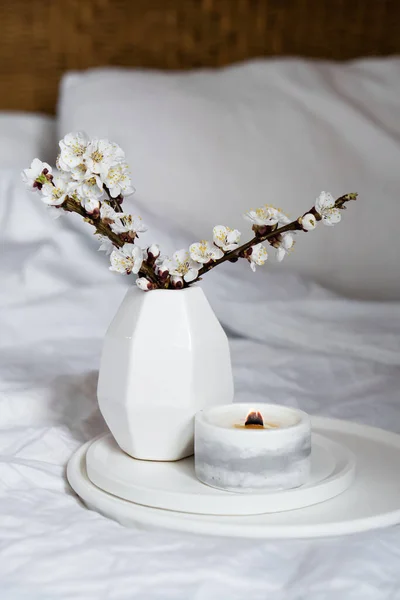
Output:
[194, 403, 311, 493]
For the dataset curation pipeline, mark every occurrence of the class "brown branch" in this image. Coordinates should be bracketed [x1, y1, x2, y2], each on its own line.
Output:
[195, 193, 358, 281]
[63, 197, 123, 246]
[104, 185, 124, 214]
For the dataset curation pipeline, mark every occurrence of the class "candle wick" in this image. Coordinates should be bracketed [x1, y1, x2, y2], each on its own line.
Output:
[245, 411, 264, 427]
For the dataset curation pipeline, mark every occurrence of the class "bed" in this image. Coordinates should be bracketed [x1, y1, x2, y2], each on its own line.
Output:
[1, 2, 400, 598]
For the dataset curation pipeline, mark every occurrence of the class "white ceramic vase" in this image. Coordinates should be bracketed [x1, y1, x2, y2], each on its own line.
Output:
[97, 286, 234, 461]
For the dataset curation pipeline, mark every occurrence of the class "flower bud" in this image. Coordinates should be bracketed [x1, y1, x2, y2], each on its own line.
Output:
[300, 213, 317, 231]
[148, 244, 160, 259]
[136, 277, 152, 291]
[171, 275, 184, 289]
[146, 244, 161, 266]
[156, 265, 169, 281]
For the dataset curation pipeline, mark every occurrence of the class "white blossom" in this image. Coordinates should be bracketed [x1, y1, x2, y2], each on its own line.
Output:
[248, 243, 268, 272]
[22, 159, 52, 190]
[70, 162, 90, 182]
[103, 162, 134, 198]
[110, 214, 147, 236]
[213, 225, 241, 251]
[136, 277, 152, 291]
[40, 175, 69, 206]
[109, 244, 143, 275]
[83, 139, 124, 177]
[81, 196, 100, 214]
[58, 132, 88, 171]
[100, 202, 118, 222]
[162, 250, 201, 283]
[97, 236, 114, 255]
[74, 174, 104, 200]
[315, 191, 341, 226]
[244, 205, 290, 227]
[275, 232, 294, 262]
[301, 213, 317, 231]
[189, 240, 223, 264]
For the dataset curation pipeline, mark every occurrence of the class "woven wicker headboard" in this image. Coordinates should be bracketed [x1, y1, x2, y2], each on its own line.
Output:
[1, 0, 399, 114]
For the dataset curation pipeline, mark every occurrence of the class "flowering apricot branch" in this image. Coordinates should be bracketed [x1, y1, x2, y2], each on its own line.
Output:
[22, 132, 358, 292]
[197, 193, 358, 280]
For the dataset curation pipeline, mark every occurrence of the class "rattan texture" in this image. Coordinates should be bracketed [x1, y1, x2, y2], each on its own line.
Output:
[1, 0, 399, 113]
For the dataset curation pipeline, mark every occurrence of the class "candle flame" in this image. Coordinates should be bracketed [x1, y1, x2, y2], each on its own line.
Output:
[245, 410, 264, 427]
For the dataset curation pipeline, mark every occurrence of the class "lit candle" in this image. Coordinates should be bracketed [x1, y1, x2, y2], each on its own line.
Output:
[195, 403, 311, 493]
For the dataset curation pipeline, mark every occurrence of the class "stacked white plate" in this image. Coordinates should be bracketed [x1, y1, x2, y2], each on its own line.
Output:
[67, 416, 400, 538]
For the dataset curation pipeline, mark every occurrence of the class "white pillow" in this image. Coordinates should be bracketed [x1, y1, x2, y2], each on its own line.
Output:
[0, 112, 56, 167]
[58, 59, 400, 299]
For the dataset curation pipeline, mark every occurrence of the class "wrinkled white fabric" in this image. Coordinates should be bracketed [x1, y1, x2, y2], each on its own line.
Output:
[1, 170, 400, 599]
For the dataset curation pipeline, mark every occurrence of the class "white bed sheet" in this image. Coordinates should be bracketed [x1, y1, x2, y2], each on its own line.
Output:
[1, 171, 400, 599]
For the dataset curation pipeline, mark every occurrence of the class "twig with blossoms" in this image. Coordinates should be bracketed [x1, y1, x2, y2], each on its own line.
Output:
[22, 134, 158, 285]
[22, 132, 358, 292]
[195, 192, 358, 280]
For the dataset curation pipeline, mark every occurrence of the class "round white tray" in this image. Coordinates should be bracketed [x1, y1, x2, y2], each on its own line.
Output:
[67, 417, 400, 539]
[85, 432, 353, 515]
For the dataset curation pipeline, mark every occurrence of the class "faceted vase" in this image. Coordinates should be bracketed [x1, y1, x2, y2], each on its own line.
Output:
[97, 286, 234, 461]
